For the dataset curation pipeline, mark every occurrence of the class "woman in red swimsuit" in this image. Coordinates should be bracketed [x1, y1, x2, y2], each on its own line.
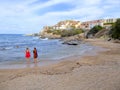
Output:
[25, 48, 31, 63]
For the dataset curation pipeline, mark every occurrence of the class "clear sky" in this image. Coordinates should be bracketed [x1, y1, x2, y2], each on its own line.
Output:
[0, 0, 120, 34]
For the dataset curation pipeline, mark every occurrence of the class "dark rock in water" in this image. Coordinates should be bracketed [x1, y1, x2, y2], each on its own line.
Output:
[68, 43, 78, 45]
[61, 34, 84, 45]
[62, 40, 79, 45]
[107, 38, 111, 41]
[67, 41, 78, 45]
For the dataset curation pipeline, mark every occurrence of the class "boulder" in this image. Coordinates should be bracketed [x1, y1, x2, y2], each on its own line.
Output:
[62, 40, 79, 45]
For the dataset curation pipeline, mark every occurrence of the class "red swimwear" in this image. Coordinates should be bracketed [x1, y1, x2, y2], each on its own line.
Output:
[25, 50, 30, 58]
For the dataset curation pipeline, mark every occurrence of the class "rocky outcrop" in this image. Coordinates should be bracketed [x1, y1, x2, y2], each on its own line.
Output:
[94, 29, 110, 38]
[40, 32, 61, 39]
[62, 40, 79, 45]
[61, 33, 84, 45]
[84, 29, 111, 39]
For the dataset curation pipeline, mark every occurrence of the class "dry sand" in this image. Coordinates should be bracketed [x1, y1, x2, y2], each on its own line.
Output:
[0, 39, 120, 90]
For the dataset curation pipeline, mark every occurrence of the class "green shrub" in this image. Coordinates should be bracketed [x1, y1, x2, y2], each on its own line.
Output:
[61, 29, 83, 37]
[109, 18, 120, 39]
[46, 28, 83, 37]
[87, 25, 103, 37]
[52, 30, 62, 35]
[46, 30, 52, 33]
[104, 23, 114, 25]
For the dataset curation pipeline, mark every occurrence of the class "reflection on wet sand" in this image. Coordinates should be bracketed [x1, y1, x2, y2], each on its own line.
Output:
[26, 62, 30, 68]
[26, 62, 39, 74]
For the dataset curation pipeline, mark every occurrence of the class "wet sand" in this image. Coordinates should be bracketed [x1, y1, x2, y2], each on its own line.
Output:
[0, 39, 120, 90]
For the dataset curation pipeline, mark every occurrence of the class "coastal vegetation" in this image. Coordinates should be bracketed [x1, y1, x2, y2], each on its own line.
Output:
[109, 18, 120, 39]
[86, 25, 103, 38]
[103, 22, 114, 25]
[85, 19, 120, 40]
[61, 29, 84, 37]
[39, 18, 120, 40]
[46, 29, 84, 37]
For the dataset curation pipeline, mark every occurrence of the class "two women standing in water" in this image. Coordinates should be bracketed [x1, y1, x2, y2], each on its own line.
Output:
[25, 47, 38, 63]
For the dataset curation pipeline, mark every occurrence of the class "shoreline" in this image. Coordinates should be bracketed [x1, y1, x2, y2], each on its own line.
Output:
[0, 39, 120, 90]
[0, 41, 105, 69]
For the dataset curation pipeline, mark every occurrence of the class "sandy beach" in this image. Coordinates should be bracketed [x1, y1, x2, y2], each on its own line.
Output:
[0, 39, 120, 90]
